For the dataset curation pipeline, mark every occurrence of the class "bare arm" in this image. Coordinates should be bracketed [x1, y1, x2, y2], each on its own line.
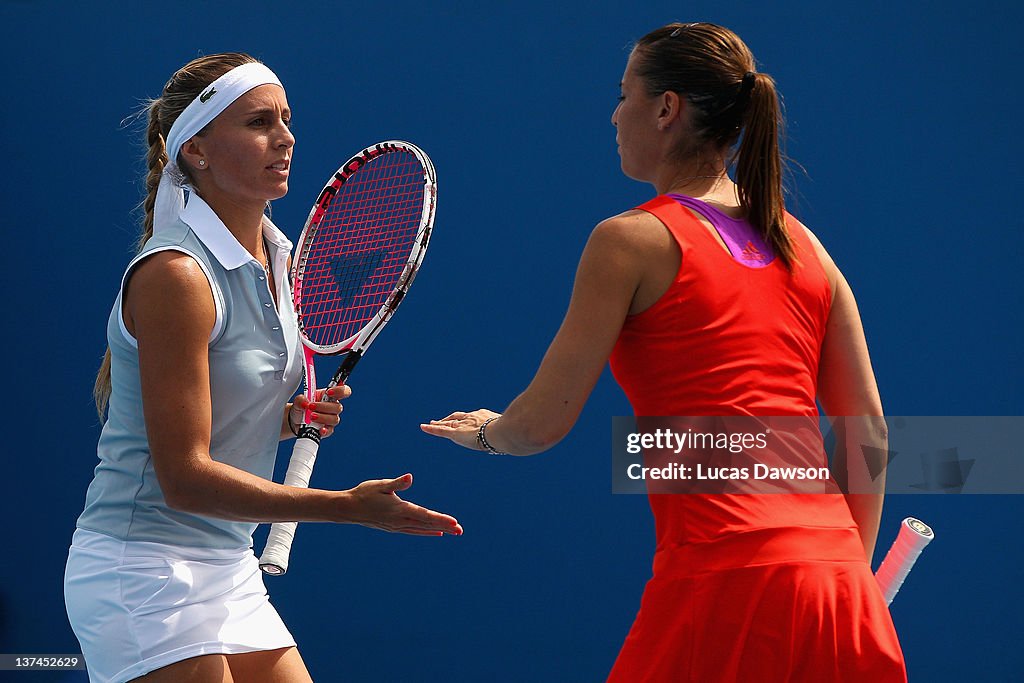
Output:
[804, 226, 888, 562]
[126, 252, 460, 535]
[422, 213, 654, 454]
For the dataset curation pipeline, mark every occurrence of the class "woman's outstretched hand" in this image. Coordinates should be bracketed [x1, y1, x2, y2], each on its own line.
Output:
[345, 474, 463, 536]
[420, 409, 502, 451]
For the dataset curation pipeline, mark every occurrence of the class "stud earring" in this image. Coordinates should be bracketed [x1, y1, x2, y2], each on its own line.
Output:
[198, 159, 206, 167]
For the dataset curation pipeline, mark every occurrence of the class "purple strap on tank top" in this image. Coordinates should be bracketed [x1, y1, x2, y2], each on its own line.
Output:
[667, 193, 775, 268]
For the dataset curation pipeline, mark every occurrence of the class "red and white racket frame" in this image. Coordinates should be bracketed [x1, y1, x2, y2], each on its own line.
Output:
[259, 140, 437, 575]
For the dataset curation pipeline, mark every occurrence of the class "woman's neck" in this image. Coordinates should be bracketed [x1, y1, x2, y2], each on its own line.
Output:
[656, 156, 722, 189]
[195, 188, 267, 259]
[655, 161, 740, 209]
[660, 174, 738, 204]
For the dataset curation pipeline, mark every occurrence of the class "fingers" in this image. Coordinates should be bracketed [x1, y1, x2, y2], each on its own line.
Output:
[420, 409, 501, 432]
[419, 416, 491, 451]
[297, 385, 351, 407]
[351, 474, 464, 536]
[419, 422, 457, 436]
[294, 387, 349, 438]
[390, 517, 464, 536]
[419, 414, 480, 436]
[362, 474, 414, 495]
[391, 498, 463, 535]
[386, 508, 464, 535]
[390, 521, 465, 537]
[297, 389, 348, 414]
[383, 473, 414, 492]
[435, 411, 470, 421]
[308, 402, 341, 425]
[317, 385, 352, 402]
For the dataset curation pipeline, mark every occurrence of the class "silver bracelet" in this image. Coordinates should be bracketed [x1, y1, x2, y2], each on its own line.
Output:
[477, 417, 507, 455]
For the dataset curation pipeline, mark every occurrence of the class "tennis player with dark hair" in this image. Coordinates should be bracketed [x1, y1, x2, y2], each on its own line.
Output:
[423, 23, 906, 681]
[65, 53, 461, 683]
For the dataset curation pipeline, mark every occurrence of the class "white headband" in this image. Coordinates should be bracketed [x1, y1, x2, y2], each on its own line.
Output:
[155, 62, 283, 235]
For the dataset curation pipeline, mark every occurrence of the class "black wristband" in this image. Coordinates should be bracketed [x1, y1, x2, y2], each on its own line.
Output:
[477, 417, 507, 455]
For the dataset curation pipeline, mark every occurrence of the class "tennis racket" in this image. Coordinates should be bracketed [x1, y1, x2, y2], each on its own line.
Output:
[258, 140, 437, 576]
[874, 517, 934, 605]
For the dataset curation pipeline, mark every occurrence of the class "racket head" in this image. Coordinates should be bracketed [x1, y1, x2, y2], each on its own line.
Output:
[292, 140, 437, 356]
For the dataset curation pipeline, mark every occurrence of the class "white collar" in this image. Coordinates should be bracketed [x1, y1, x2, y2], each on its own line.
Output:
[180, 192, 292, 271]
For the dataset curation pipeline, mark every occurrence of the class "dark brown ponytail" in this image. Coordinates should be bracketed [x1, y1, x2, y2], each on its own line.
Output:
[734, 71, 793, 268]
[633, 22, 796, 269]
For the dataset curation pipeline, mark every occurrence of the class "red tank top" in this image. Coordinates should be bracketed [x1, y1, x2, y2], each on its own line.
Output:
[609, 195, 858, 550]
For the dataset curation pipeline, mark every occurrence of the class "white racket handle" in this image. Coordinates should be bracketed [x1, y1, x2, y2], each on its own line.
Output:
[258, 433, 321, 575]
[874, 517, 934, 605]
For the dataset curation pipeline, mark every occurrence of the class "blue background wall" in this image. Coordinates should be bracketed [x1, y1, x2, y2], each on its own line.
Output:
[1, 1, 1020, 681]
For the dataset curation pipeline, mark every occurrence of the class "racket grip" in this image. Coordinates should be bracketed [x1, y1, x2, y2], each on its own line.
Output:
[874, 517, 934, 605]
[259, 431, 321, 576]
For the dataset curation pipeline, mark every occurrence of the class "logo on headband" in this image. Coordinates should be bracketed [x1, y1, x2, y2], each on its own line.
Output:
[199, 87, 217, 103]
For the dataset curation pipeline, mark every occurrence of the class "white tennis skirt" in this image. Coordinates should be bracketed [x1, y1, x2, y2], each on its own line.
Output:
[64, 528, 295, 683]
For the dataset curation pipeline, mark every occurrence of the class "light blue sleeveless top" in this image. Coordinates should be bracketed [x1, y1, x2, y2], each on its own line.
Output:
[76, 194, 304, 550]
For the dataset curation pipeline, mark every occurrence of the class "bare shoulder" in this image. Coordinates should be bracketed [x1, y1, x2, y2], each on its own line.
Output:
[128, 251, 213, 304]
[131, 249, 205, 280]
[591, 208, 674, 255]
[595, 208, 665, 235]
[124, 251, 215, 336]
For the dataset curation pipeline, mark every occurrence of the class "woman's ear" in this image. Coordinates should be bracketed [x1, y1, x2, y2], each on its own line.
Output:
[178, 137, 208, 174]
[657, 90, 685, 131]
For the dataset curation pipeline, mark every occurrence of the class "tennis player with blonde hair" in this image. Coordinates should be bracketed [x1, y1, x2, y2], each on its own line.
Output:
[65, 53, 461, 683]
[423, 23, 906, 681]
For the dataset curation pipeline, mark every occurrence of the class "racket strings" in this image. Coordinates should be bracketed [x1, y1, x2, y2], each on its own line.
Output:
[299, 152, 426, 347]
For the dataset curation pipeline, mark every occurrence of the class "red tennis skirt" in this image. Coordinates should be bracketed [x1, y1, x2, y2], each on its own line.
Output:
[607, 526, 907, 682]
